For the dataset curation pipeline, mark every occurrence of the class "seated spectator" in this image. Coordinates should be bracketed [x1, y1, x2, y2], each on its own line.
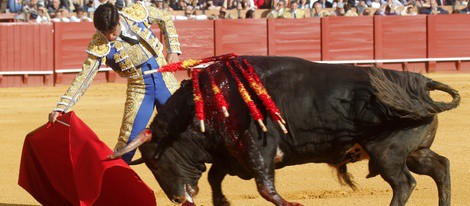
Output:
[205, 0, 218, 9]
[315, 0, 333, 8]
[84, 0, 94, 12]
[344, 4, 359, 16]
[370, 0, 381, 9]
[356, 0, 368, 14]
[70, 7, 91, 21]
[48, 0, 61, 13]
[152, 0, 164, 9]
[245, 8, 255, 18]
[8, 0, 23, 13]
[362, 7, 372, 15]
[252, 0, 264, 9]
[14, 13, 26, 21]
[174, 5, 196, 20]
[212, 0, 225, 7]
[28, 10, 40, 22]
[23, 0, 39, 14]
[171, 0, 186, 10]
[51, 8, 70, 21]
[460, 2, 470, 12]
[283, 0, 306, 18]
[436, 0, 454, 6]
[71, 0, 83, 11]
[312, 1, 330, 17]
[403, 0, 415, 5]
[374, 2, 398, 15]
[420, 0, 450, 13]
[241, 0, 253, 9]
[418, 0, 431, 8]
[37, 5, 52, 22]
[266, 0, 286, 18]
[384, 4, 398, 15]
[297, 0, 307, 8]
[332, 0, 345, 8]
[453, 0, 466, 10]
[401, 4, 418, 15]
[330, 4, 345, 16]
[218, 6, 227, 18]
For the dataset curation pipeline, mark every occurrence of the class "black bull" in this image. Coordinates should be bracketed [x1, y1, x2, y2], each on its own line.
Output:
[132, 56, 460, 206]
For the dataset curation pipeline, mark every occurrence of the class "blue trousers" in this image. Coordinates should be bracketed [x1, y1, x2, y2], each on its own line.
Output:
[120, 58, 172, 163]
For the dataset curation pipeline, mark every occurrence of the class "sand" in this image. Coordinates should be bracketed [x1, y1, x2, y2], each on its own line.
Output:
[0, 73, 469, 206]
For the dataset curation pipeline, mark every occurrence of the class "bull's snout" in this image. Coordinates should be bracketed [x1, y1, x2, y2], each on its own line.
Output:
[171, 196, 186, 204]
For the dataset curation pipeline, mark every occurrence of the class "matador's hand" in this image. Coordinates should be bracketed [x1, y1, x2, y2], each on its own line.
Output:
[48, 111, 62, 123]
[114, 141, 127, 153]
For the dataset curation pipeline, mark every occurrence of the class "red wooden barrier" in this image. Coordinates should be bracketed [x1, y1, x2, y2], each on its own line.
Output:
[174, 20, 215, 60]
[322, 16, 374, 61]
[0, 23, 54, 87]
[215, 19, 268, 56]
[267, 18, 321, 61]
[375, 16, 427, 72]
[428, 14, 470, 72]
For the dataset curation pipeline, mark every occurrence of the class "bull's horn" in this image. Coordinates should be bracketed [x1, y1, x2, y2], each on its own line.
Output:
[278, 120, 288, 134]
[108, 129, 152, 159]
[222, 106, 229, 117]
[257, 119, 267, 132]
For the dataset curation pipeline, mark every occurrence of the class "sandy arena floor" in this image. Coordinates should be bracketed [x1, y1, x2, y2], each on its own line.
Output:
[0, 73, 469, 206]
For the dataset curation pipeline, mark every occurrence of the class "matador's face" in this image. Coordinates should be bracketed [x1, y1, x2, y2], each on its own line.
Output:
[102, 17, 122, 42]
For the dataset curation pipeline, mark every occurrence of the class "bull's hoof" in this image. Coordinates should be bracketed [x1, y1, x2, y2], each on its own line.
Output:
[213, 196, 230, 206]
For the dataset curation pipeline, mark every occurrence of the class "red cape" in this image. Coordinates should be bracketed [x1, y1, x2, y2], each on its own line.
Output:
[18, 112, 156, 206]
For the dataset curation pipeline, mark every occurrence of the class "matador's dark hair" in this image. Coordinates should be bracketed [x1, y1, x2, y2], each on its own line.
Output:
[93, 3, 119, 33]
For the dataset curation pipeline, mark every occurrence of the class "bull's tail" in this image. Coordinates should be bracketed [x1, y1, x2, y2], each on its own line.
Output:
[426, 80, 461, 112]
[369, 68, 460, 120]
[336, 164, 357, 190]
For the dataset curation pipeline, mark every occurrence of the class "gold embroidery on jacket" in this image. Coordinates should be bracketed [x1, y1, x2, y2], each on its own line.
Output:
[120, 2, 148, 22]
[86, 32, 110, 57]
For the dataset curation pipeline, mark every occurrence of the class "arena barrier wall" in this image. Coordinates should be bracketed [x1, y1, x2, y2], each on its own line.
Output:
[1, 15, 470, 87]
[0, 23, 54, 87]
[267, 18, 321, 61]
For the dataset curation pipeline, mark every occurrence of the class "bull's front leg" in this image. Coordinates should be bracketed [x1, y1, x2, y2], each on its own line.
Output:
[208, 163, 230, 206]
[242, 131, 303, 206]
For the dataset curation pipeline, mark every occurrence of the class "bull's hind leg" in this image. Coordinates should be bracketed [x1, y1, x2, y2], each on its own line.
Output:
[364, 140, 418, 206]
[407, 148, 451, 206]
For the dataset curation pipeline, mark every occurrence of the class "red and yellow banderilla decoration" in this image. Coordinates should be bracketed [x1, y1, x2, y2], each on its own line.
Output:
[225, 61, 267, 132]
[192, 69, 206, 133]
[143, 53, 238, 75]
[207, 67, 229, 118]
[234, 59, 287, 133]
[152, 53, 287, 134]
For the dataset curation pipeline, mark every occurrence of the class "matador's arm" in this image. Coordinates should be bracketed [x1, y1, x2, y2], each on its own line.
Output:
[146, 5, 182, 55]
[53, 32, 108, 113]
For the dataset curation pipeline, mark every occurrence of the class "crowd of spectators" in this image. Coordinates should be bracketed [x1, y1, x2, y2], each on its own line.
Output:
[1, 0, 469, 22]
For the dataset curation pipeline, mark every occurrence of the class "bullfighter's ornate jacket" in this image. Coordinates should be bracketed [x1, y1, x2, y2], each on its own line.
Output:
[53, 2, 181, 113]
